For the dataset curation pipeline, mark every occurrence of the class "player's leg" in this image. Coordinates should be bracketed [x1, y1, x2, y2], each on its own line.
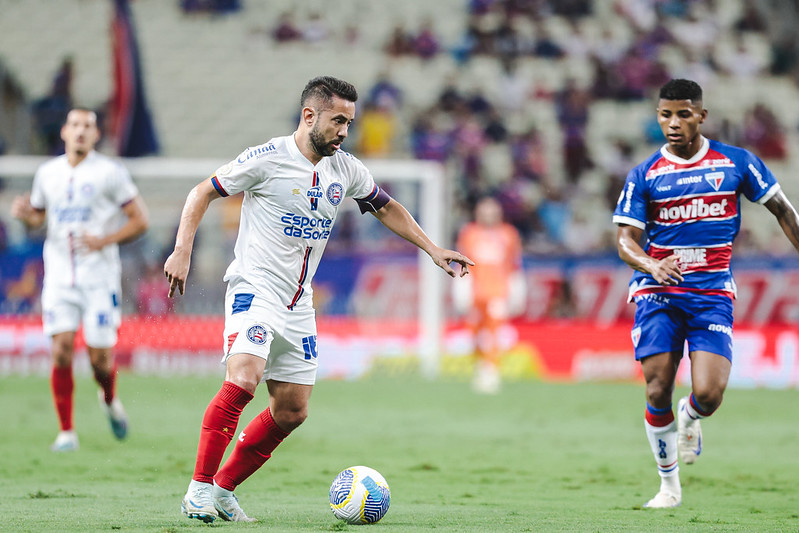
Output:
[212, 380, 312, 521]
[641, 350, 683, 508]
[182, 352, 264, 523]
[677, 295, 734, 464]
[677, 350, 731, 464]
[472, 300, 501, 394]
[210, 305, 318, 522]
[50, 330, 79, 451]
[43, 285, 81, 451]
[84, 286, 127, 440]
[632, 294, 685, 508]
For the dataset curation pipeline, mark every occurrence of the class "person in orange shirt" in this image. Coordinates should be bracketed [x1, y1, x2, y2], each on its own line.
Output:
[454, 197, 525, 393]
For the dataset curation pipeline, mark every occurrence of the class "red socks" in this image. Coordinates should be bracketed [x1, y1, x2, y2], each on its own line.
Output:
[192, 381, 254, 484]
[214, 407, 291, 491]
[93, 362, 117, 405]
[51, 366, 74, 431]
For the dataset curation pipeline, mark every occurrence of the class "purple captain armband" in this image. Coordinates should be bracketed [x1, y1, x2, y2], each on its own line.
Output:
[355, 186, 392, 214]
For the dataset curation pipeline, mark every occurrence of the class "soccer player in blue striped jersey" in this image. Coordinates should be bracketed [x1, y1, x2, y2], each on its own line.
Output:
[613, 79, 799, 508]
[164, 76, 473, 523]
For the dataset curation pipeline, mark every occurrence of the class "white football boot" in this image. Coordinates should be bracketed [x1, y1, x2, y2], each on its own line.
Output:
[677, 396, 702, 464]
[98, 391, 129, 440]
[50, 430, 79, 452]
[213, 482, 257, 522]
[643, 490, 682, 508]
[181, 480, 217, 523]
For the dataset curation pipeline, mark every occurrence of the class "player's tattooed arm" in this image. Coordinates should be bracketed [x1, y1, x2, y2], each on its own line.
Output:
[616, 224, 683, 286]
[765, 190, 799, 256]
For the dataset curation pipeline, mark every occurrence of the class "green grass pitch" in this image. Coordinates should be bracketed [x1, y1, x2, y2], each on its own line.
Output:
[1, 373, 798, 532]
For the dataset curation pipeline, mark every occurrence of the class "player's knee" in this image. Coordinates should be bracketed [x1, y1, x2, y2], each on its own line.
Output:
[645, 379, 674, 406]
[273, 406, 308, 432]
[51, 341, 74, 367]
[691, 388, 723, 413]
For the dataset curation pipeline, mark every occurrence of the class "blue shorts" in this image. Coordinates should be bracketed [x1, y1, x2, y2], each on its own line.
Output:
[630, 292, 734, 361]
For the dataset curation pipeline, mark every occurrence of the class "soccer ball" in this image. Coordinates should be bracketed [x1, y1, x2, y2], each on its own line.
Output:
[329, 465, 391, 524]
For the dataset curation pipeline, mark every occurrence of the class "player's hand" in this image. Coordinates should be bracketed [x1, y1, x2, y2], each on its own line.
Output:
[430, 247, 474, 278]
[650, 255, 683, 286]
[164, 249, 191, 297]
[10, 193, 33, 221]
[74, 234, 107, 253]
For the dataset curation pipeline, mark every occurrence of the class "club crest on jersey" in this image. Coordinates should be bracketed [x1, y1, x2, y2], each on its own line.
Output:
[326, 182, 344, 206]
[81, 183, 94, 197]
[307, 186, 323, 211]
[704, 171, 725, 191]
[631, 327, 642, 347]
[246, 324, 268, 345]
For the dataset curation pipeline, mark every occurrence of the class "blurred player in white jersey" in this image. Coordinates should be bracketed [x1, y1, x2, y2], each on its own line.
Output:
[12, 108, 149, 452]
[164, 76, 473, 523]
[613, 79, 799, 508]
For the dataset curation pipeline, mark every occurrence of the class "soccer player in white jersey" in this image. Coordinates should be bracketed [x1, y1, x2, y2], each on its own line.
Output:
[164, 76, 473, 523]
[11, 107, 149, 452]
[613, 79, 799, 508]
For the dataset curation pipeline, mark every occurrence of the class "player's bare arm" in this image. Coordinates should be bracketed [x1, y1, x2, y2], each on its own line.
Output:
[371, 198, 473, 277]
[10, 193, 46, 229]
[764, 190, 799, 254]
[617, 224, 683, 285]
[77, 195, 149, 252]
[164, 178, 222, 297]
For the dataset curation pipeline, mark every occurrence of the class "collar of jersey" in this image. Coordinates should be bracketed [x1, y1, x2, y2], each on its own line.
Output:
[659, 135, 709, 165]
[288, 132, 319, 169]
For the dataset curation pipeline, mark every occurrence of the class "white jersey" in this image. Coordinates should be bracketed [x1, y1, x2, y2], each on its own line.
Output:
[212, 133, 379, 310]
[30, 151, 139, 288]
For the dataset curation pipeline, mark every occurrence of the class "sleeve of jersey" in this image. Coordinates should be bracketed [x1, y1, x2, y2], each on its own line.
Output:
[740, 151, 781, 205]
[29, 168, 46, 210]
[611, 169, 647, 229]
[111, 164, 139, 207]
[348, 158, 391, 213]
[211, 150, 264, 197]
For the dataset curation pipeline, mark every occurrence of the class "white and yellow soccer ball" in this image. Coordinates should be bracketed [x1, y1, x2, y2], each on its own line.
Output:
[329, 465, 391, 524]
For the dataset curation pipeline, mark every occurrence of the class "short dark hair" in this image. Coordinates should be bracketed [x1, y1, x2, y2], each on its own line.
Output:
[300, 76, 358, 110]
[659, 79, 703, 103]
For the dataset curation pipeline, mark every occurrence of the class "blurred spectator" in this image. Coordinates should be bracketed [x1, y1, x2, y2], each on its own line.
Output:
[554, 80, 593, 182]
[367, 72, 403, 112]
[532, 25, 565, 59]
[410, 111, 452, 162]
[356, 101, 398, 157]
[495, 57, 531, 114]
[510, 127, 548, 183]
[272, 12, 302, 42]
[385, 23, 415, 56]
[734, 0, 769, 33]
[413, 19, 441, 60]
[742, 103, 788, 160]
[537, 188, 571, 248]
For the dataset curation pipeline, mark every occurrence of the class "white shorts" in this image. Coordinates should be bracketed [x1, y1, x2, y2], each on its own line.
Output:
[222, 280, 318, 385]
[42, 283, 121, 348]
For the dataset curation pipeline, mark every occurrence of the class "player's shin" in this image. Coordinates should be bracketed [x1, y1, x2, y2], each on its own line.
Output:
[193, 381, 254, 483]
[51, 366, 74, 431]
[644, 404, 681, 495]
[214, 407, 291, 491]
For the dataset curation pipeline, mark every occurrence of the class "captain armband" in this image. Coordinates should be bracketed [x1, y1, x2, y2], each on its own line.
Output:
[355, 186, 392, 214]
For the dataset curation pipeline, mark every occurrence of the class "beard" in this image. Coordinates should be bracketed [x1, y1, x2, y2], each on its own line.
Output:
[309, 125, 340, 158]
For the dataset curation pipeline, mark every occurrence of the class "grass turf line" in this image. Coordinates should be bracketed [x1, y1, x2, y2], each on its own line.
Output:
[0, 374, 797, 532]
